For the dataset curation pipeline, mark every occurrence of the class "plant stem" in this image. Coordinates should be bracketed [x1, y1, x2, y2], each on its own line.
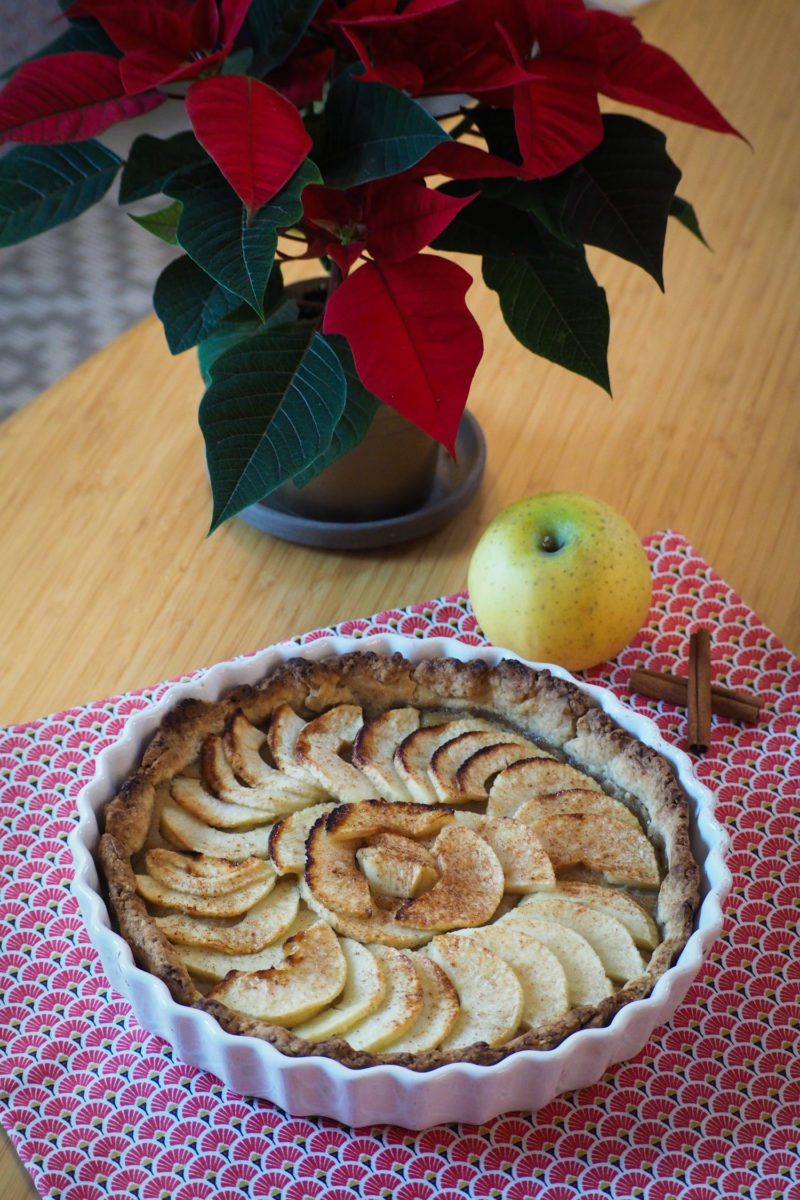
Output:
[326, 262, 343, 302]
[448, 113, 477, 140]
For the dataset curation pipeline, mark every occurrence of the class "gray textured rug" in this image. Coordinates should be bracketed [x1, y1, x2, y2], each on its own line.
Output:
[0, 3, 177, 422]
[0, 199, 177, 423]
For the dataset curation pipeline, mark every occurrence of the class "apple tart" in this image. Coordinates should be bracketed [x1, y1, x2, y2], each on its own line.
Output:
[99, 651, 699, 1071]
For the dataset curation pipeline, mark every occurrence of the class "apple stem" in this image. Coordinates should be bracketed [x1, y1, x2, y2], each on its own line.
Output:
[540, 534, 560, 553]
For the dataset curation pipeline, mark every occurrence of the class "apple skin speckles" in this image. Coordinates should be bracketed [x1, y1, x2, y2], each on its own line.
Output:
[467, 492, 652, 671]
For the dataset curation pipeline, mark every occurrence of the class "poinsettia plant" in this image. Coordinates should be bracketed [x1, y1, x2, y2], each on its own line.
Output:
[0, 0, 740, 531]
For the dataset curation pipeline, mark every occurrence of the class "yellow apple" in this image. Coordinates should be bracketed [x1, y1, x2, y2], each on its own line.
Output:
[467, 492, 651, 671]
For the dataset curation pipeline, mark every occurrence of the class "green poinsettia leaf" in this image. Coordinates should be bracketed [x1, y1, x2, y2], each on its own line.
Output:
[164, 165, 278, 316]
[469, 105, 522, 166]
[671, 195, 709, 245]
[560, 114, 682, 289]
[197, 305, 298, 382]
[165, 158, 320, 316]
[292, 333, 380, 487]
[153, 254, 242, 354]
[222, 47, 254, 75]
[256, 156, 322, 226]
[200, 325, 348, 531]
[317, 70, 450, 188]
[471, 177, 573, 243]
[432, 190, 556, 257]
[196, 266, 297, 383]
[198, 320, 261, 384]
[247, 0, 325, 75]
[0, 140, 121, 246]
[129, 200, 182, 244]
[118, 131, 207, 204]
[483, 247, 610, 393]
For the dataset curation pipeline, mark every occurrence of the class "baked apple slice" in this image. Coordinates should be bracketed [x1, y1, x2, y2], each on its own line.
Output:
[549, 881, 660, 949]
[395, 825, 504, 930]
[487, 758, 604, 818]
[305, 813, 373, 918]
[268, 802, 336, 875]
[453, 923, 570, 1029]
[206, 921, 347, 1025]
[292, 937, 386, 1040]
[454, 739, 552, 801]
[155, 877, 301, 953]
[267, 703, 323, 787]
[299, 877, 432, 949]
[528, 812, 661, 889]
[429, 730, 546, 802]
[144, 849, 270, 896]
[517, 894, 646, 982]
[514, 787, 640, 828]
[171, 776, 273, 829]
[449, 812, 556, 893]
[498, 910, 612, 1007]
[325, 798, 452, 842]
[295, 705, 377, 802]
[355, 833, 439, 899]
[352, 707, 421, 803]
[224, 710, 278, 783]
[135, 868, 276, 918]
[204, 730, 325, 813]
[426, 933, 523, 1050]
[343, 946, 424, 1052]
[224, 712, 324, 794]
[173, 907, 315, 980]
[161, 798, 273, 858]
[386, 954, 460, 1053]
[395, 718, 503, 804]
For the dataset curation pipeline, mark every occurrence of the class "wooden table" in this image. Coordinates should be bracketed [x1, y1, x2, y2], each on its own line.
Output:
[1, 1, 797, 1195]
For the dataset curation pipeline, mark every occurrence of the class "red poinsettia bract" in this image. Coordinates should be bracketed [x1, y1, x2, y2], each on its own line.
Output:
[333, 0, 741, 178]
[265, 39, 336, 109]
[323, 256, 483, 454]
[0, 52, 165, 144]
[65, 0, 252, 93]
[302, 178, 476, 272]
[332, 0, 527, 97]
[187, 76, 312, 218]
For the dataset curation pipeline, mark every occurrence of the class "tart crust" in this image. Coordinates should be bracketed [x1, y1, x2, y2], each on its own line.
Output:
[99, 651, 699, 1072]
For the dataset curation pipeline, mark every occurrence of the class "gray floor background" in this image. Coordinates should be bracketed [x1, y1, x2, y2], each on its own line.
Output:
[0, 3, 178, 422]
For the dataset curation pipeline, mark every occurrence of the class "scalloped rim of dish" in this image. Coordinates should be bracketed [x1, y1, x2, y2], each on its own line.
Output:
[69, 635, 731, 1128]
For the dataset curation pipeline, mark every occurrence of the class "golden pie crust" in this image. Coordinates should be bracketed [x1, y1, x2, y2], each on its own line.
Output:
[99, 651, 699, 1071]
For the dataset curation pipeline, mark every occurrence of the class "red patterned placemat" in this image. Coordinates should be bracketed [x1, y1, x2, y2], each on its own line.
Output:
[2, 532, 799, 1200]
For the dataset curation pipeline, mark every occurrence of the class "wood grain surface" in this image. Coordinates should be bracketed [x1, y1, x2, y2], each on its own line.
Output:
[1, 1, 798, 1193]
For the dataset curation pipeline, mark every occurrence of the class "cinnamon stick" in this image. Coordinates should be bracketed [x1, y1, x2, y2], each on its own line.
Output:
[687, 628, 712, 754]
[629, 668, 762, 724]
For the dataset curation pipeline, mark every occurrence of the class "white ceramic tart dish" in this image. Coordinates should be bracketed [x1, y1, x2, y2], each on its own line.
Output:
[70, 636, 730, 1128]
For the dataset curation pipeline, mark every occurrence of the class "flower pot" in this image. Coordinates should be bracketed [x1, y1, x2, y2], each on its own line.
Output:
[239, 411, 486, 550]
[235, 277, 487, 548]
[271, 404, 441, 523]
